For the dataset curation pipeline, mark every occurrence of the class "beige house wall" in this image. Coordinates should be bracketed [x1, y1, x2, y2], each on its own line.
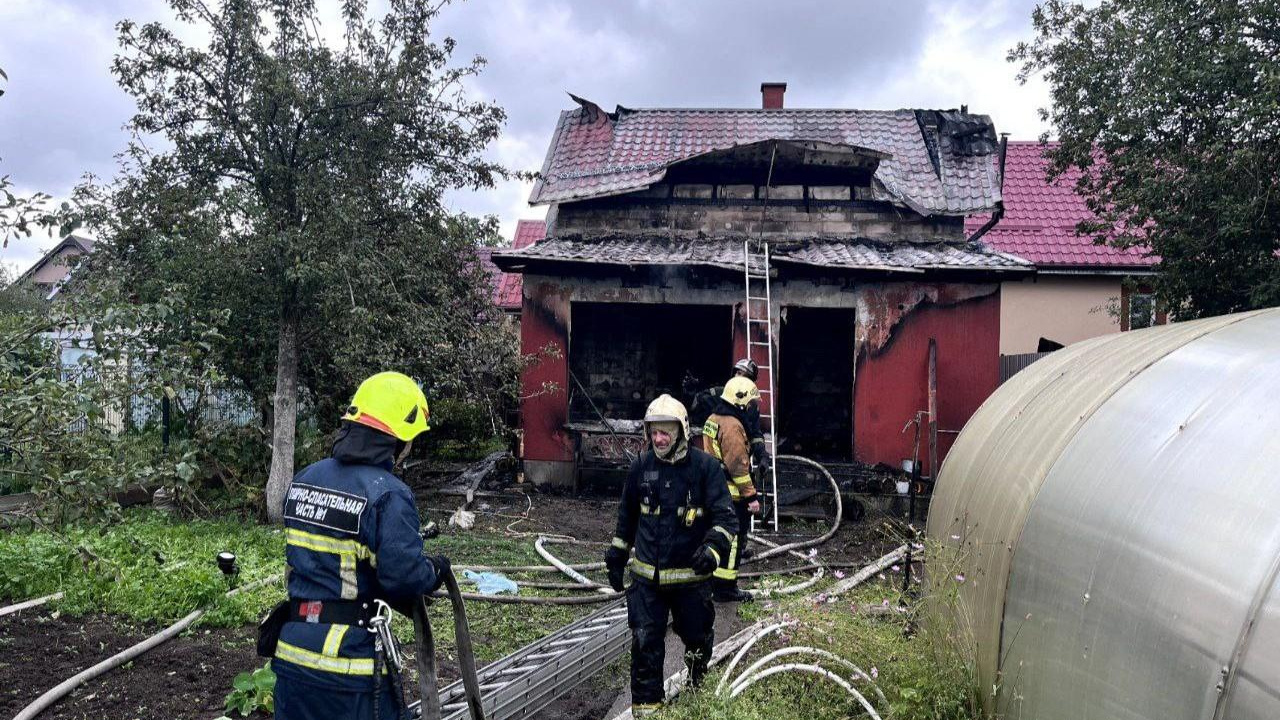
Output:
[29, 246, 83, 285]
[1000, 275, 1123, 354]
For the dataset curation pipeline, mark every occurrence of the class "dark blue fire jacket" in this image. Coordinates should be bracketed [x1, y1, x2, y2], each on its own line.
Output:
[272, 422, 438, 697]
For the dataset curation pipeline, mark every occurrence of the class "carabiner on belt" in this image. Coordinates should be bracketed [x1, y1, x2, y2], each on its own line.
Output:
[368, 599, 403, 672]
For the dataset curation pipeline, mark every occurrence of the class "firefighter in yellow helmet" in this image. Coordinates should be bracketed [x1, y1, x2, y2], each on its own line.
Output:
[604, 394, 738, 716]
[699, 376, 762, 603]
[267, 372, 447, 720]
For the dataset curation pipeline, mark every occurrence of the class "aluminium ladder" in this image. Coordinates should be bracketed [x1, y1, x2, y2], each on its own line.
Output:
[410, 598, 630, 720]
[742, 237, 781, 531]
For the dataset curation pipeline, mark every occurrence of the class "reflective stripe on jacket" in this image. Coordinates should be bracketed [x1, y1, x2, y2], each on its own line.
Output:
[702, 414, 757, 500]
[274, 456, 437, 691]
[611, 447, 737, 585]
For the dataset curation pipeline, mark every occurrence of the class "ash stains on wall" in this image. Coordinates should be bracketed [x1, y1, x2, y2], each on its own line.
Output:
[853, 282, 999, 360]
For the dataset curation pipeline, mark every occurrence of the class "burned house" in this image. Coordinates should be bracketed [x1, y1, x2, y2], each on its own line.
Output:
[493, 84, 1031, 488]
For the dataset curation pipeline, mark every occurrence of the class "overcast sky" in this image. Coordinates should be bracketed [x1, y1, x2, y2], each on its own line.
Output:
[0, 0, 1053, 276]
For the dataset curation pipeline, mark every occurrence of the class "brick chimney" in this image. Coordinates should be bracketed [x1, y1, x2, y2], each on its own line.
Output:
[761, 82, 787, 109]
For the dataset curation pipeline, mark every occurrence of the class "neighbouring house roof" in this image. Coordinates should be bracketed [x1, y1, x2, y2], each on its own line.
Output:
[479, 219, 544, 310]
[492, 233, 1031, 275]
[15, 234, 95, 284]
[966, 141, 1157, 269]
[13, 234, 96, 299]
[531, 98, 1002, 216]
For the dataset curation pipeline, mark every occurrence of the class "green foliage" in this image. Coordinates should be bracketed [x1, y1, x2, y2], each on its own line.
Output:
[419, 397, 507, 462]
[0, 510, 285, 626]
[0, 265, 46, 321]
[0, 283, 225, 522]
[69, 0, 523, 517]
[194, 422, 328, 514]
[1011, 0, 1280, 318]
[220, 661, 276, 718]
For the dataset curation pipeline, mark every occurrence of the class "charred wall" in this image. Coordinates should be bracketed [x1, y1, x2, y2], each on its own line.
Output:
[519, 269, 1001, 485]
[553, 185, 963, 242]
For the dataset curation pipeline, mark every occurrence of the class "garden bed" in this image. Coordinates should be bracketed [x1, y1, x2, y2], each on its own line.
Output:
[2, 480, 955, 720]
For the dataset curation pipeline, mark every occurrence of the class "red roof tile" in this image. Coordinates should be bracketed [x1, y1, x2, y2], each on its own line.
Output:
[966, 142, 1156, 268]
[480, 220, 545, 310]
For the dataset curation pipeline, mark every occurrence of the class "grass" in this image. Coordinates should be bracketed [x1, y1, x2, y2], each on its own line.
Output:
[660, 572, 980, 720]
[0, 508, 608, 658]
[0, 509, 285, 627]
[0, 510, 981, 719]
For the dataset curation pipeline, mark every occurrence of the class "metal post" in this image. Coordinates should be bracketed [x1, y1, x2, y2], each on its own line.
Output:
[927, 338, 938, 490]
[161, 394, 171, 454]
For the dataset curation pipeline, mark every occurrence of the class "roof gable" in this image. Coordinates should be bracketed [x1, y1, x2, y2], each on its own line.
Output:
[530, 98, 1002, 216]
[15, 234, 95, 291]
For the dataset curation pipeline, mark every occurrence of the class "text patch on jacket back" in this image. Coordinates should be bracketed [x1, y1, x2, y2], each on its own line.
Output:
[284, 483, 367, 534]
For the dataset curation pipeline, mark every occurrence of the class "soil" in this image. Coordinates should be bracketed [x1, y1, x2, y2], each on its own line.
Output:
[1, 610, 263, 720]
[3, 481, 903, 720]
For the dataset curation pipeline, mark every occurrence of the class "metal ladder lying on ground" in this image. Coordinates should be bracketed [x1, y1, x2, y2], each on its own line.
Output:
[410, 597, 629, 720]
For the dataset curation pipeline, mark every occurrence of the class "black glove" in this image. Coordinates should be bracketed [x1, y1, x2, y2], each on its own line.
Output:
[425, 554, 451, 595]
[690, 544, 718, 575]
[751, 441, 770, 467]
[604, 546, 628, 569]
[604, 546, 629, 592]
[607, 565, 626, 592]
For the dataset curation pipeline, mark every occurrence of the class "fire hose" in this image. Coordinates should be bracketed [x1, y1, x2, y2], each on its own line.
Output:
[414, 566, 486, 720]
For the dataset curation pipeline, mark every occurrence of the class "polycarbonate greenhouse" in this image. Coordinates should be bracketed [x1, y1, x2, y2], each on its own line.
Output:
[927, 308, 1280, 720]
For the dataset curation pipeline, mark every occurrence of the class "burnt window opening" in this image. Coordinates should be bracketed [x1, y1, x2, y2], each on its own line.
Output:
[569, 302, 732, 423]
[778, 307, 855, 460]
[661, 139, 883, 189]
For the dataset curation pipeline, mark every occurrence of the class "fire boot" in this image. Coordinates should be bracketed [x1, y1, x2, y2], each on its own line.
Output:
[712, 579, 754, 603]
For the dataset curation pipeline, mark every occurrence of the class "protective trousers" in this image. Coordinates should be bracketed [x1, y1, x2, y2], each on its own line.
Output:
[713, 499, 752, 594]
[626, 580, 715, 710]
[274, 678, 402, 720]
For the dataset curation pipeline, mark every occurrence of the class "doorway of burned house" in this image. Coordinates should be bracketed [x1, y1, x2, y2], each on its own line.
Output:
[778, 307, 855, 460]
[568, 302, 732, 423]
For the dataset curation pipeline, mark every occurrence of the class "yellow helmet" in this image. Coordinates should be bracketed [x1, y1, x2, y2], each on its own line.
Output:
[721, 376, 760, 408]
[341, 372, 430, 442]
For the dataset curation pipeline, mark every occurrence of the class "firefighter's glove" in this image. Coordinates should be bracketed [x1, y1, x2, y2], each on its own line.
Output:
[751, 442, 771, 468]
[691, 544, 719, 575]
[425, 554, 452, 595]
[604, 546, 629, 592]
[608, 565, 626, 592]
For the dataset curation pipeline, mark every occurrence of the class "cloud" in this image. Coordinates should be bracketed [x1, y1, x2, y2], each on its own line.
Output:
[2, 0, 1057, 261]
[858, 0, 1052, 137]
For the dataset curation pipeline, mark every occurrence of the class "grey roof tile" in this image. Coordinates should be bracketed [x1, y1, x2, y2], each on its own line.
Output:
[493, 234, 1031, 274]
[530, 105, 1002, 216]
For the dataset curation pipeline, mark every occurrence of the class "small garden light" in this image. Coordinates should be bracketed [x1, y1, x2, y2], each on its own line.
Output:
[217, 551, 239, 578]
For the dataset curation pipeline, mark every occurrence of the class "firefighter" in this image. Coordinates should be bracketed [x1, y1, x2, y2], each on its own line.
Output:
[603, 394, 737, 717]
[269, 371, 449, 720]
[688, 358, 770, 468]
[701, 376, 763, 603]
